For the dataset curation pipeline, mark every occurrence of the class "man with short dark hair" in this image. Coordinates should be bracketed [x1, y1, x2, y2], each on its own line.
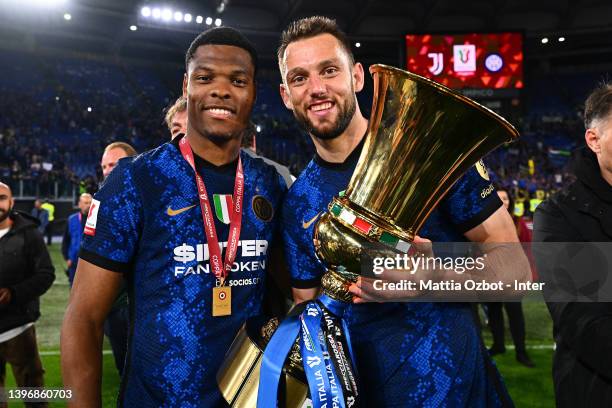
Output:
[61, 27, 289, 406]
[0, 182, 55, 407]
[278, 16, 528, 406]
[534, 82, 612, 407]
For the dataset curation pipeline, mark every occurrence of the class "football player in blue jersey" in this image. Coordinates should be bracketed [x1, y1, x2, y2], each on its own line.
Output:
[61, 27, 290, 407]
[278, 16, 530, 407]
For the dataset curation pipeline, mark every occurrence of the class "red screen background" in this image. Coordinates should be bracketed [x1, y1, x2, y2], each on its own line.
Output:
[405, 33, 523, 89]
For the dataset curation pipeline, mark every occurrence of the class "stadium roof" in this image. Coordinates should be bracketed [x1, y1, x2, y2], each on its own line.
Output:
[2, 0, 612, 69]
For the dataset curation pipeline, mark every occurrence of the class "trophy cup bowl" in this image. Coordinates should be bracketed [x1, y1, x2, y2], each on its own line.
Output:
[315, 64, 519, 300]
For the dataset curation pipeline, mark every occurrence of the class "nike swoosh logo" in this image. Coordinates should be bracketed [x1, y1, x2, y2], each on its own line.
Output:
[302, 212, 321, 229]
[167, 204, 197, 216]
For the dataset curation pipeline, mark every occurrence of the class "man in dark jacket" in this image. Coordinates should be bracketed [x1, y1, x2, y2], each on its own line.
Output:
[533, 82, 612, 407]
[0, 182, 55, 404]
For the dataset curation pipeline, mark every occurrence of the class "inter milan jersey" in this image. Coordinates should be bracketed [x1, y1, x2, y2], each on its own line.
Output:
[282, 139, 511, 407]
[80, 137, 288, 407]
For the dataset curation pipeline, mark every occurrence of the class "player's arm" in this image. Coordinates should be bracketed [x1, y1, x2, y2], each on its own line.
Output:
[61, 259, 123, 407]
[279, 197, 323, 305]
[61, 159, 141, 406]
[464, 204, 531, 285]
[292, 287, 319, 304]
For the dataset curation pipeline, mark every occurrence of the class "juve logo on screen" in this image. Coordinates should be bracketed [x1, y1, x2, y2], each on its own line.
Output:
[173, 240, 268, 283]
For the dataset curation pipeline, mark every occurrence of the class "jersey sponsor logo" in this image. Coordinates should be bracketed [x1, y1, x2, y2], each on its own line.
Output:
[166, 204, 197, 217]
[213, 194, 233, 224]
[481, 183, 495, 198]
[173, 240, 268, 277]
[173, 240, 268, 262]
[302, 212, 321, 229]
[475, 160, 490, 181]
[84, 199, 100, 236]
[252, 195, 274, 222]
[175, 262, 266, 277]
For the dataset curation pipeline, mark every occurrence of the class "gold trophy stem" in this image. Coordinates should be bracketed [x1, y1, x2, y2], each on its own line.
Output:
[320, 268, 359, 303]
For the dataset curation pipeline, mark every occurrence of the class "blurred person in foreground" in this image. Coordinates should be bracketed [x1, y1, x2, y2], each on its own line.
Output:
[534, 82, 612, 407]
[278, 16, 529, 406]
[164, 96, 188, 140]
[61, 27, 289, 406]
[0, 182, 55, 407]
[61, 193, 92, 286]
[485, 189, 535, 367]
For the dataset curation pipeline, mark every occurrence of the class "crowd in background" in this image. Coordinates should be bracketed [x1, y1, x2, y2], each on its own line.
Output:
[0, 50, 594, 206]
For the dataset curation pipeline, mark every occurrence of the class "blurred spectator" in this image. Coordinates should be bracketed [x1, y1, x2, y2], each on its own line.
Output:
[0, 182, 55, 407]
[100, 142, 137, 179]
[164, 96, 187, 140]
[30, 199, 49, 235]
[40, 199, 55, 245]
[61, 193, 92, 285]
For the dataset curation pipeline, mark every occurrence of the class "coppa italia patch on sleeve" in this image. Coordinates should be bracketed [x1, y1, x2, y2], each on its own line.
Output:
[84, 199, 101, 236]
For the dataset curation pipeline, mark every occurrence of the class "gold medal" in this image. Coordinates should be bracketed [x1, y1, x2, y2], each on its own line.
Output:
[212, 286, 232, 317]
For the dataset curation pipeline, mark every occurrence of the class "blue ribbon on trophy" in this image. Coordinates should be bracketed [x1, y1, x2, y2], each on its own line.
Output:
[258, 294, 359, 408]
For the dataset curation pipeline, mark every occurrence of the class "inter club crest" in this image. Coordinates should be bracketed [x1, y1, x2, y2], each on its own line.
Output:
[252, 195, 274, 222]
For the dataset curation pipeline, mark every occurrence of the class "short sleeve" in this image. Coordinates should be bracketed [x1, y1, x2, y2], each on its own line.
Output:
[281, 198, 325, 289]
[79, 161, 142, 273]
[439, 161, 502, 234]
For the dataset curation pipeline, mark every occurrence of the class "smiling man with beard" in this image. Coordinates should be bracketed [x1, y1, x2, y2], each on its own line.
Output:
[61, 27, 290, 407]
[278, 16, 527, 407]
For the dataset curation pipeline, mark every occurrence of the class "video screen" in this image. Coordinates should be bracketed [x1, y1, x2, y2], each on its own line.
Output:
[405, 32, 523, 89]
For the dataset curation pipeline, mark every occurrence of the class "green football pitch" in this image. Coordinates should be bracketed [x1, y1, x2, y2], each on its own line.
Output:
[3, 244, 556, 407]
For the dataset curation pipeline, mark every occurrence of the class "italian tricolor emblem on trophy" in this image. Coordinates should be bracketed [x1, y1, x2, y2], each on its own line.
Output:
[213, 194, 233, 224]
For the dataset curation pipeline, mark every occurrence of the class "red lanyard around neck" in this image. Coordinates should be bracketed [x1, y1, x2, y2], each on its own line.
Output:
[179, 136, 244, 284]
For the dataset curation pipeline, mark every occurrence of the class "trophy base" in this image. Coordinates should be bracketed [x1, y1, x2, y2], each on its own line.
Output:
[217, 318, 307, 407]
